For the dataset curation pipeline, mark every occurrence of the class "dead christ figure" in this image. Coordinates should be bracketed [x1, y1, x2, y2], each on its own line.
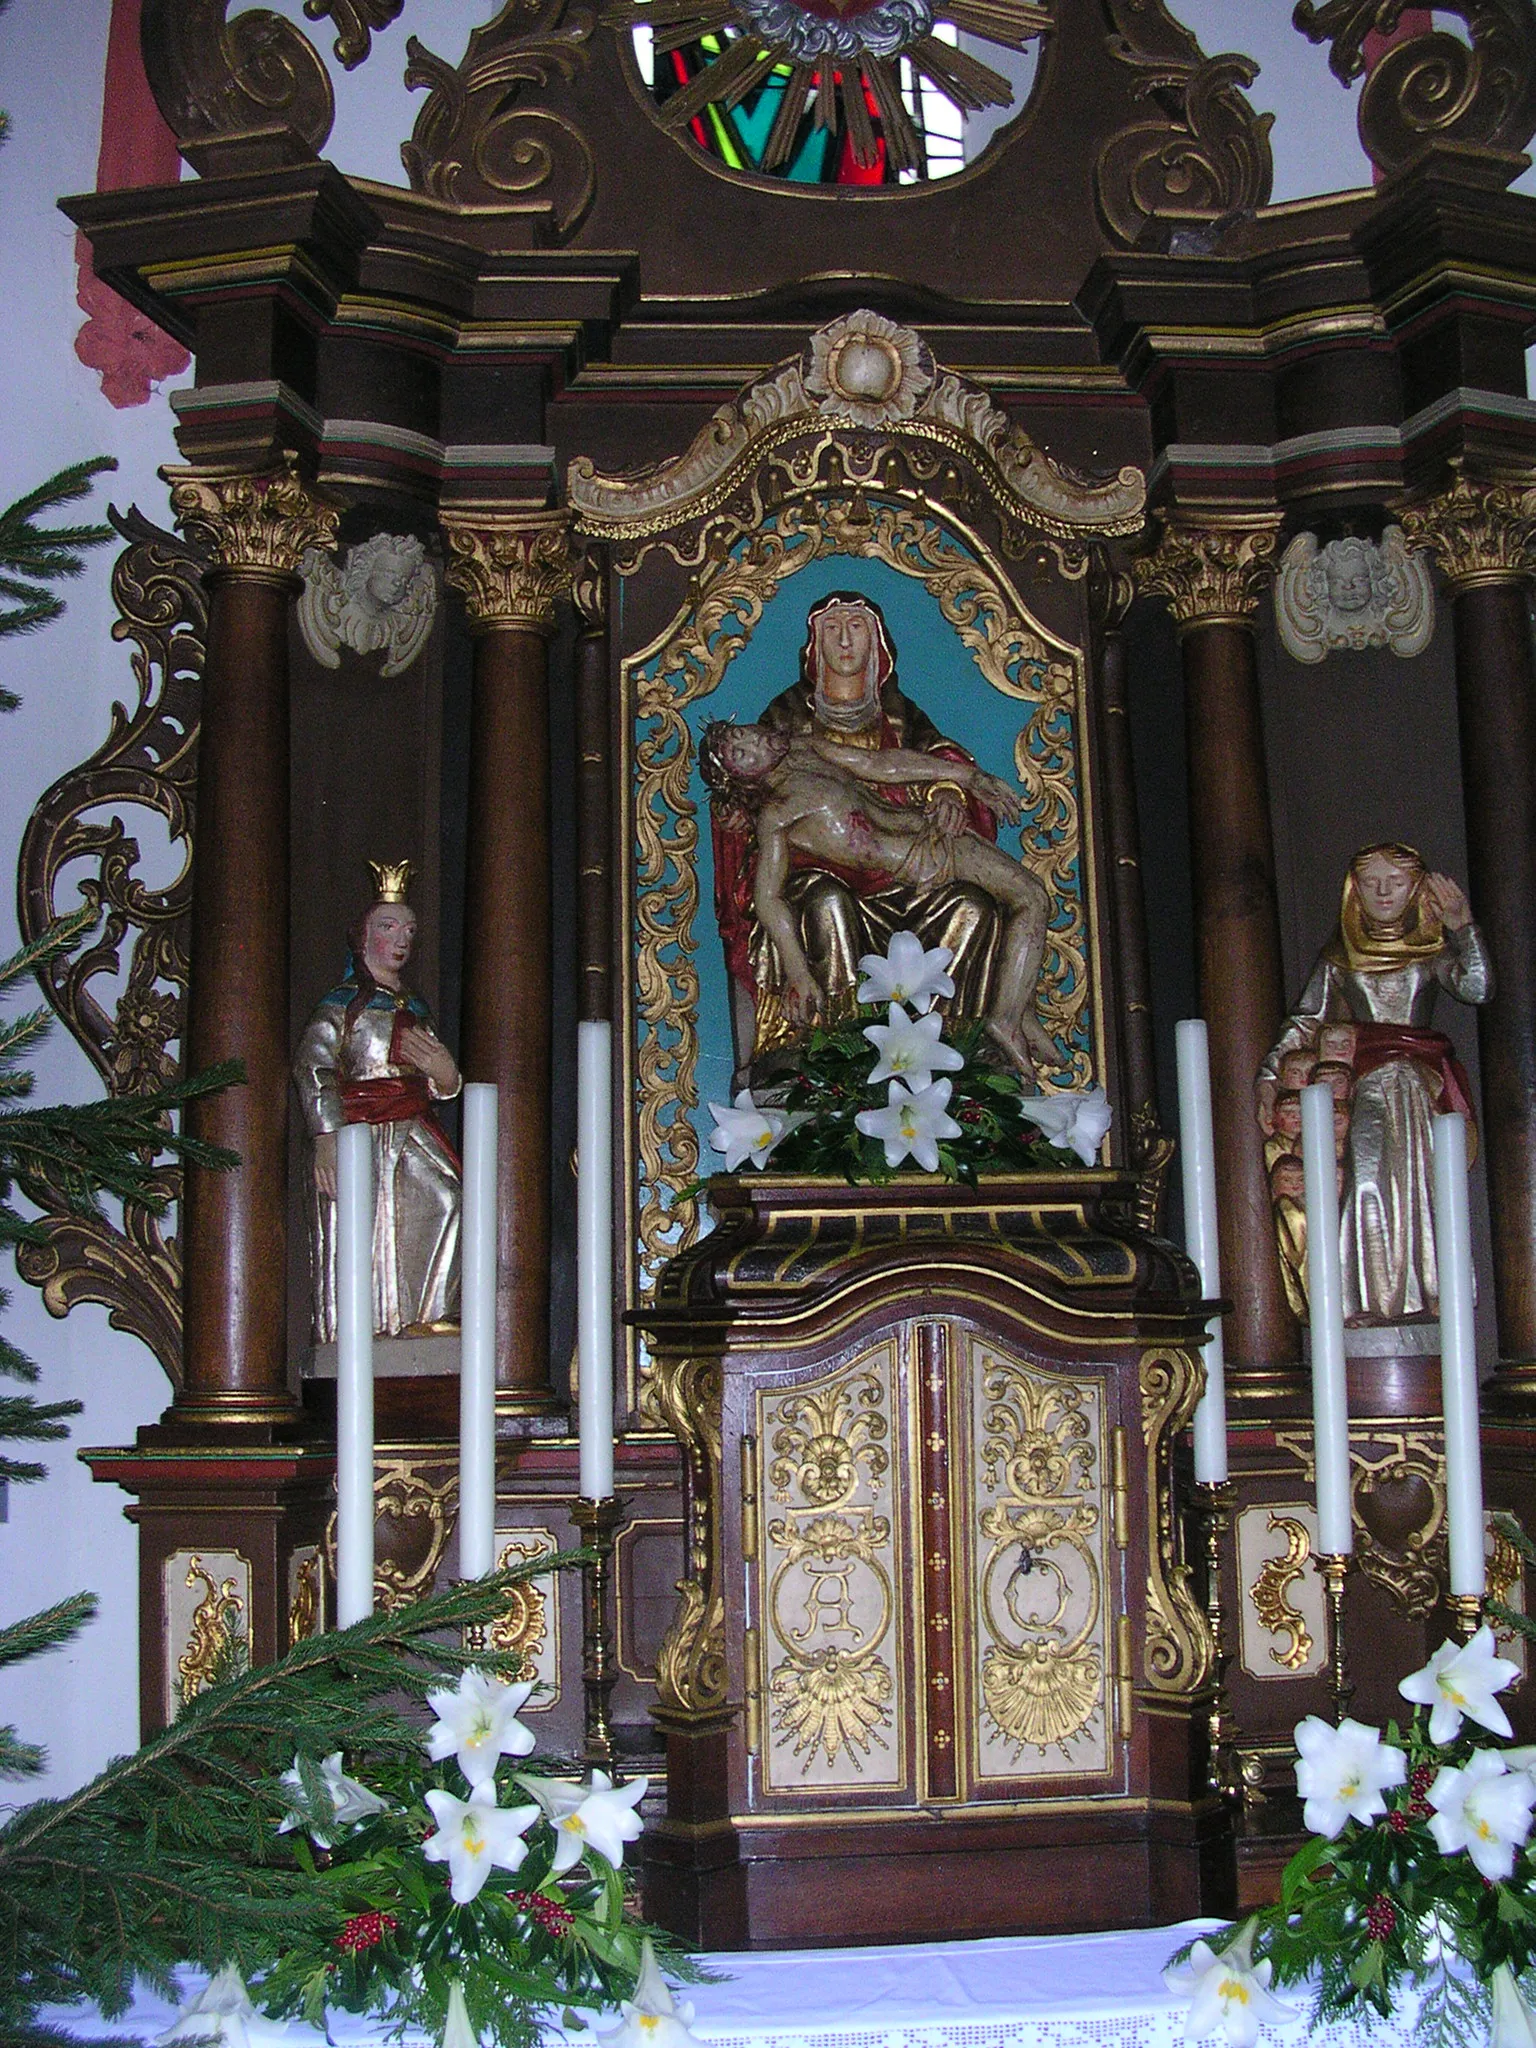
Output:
[699, 719, 1054, 1077]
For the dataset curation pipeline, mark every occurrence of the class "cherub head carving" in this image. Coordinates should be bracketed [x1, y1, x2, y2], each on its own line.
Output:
[298, 532, 438, 678]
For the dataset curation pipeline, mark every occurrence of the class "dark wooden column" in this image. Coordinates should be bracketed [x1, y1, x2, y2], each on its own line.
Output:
[1135, 515, 1298, 1373]
[164, 459, 338, 1426]
[441, 510, 574, 1407]
[1404, 471, 1536, 1364]
[1092, 565, 1163, 1194]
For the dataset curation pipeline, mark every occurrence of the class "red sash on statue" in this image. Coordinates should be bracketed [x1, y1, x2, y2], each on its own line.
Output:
[341, 1073, 434, 1126]
[1351, 1023, 1476, 1128]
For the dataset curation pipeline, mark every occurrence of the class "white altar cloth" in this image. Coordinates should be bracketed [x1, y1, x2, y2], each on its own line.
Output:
[40, 1922, 1432, 2048]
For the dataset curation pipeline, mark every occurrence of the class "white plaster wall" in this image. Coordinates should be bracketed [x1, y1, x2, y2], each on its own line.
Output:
[0, 0, 1530, 1798]
[0, 0, 188, 1802]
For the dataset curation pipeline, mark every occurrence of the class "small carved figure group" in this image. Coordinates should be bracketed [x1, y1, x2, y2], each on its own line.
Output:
[702, 592, 1056, 1086]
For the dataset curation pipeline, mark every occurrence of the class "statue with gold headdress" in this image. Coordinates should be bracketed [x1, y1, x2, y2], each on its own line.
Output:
[1256, 843, 1492, 1326]
[293, 860, 462, 1341]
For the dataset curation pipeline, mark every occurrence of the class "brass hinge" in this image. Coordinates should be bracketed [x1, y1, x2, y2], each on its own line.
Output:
[1112, 1425, 1130, 1550]
[741, 1432, 759, 1562]
[743, 1624, 761, 1755]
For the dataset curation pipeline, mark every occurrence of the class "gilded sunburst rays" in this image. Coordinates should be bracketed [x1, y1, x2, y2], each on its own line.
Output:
[608, 0, 1050, 180]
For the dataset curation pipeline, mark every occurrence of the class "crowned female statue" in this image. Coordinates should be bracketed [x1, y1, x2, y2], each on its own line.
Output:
[707, 591, 1052, 1082]
[293, 861, 463, 1341]
[1256, 843, 1492, 1326]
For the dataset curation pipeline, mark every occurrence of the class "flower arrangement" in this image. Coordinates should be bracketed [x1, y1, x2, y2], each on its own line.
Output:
[705, 933, 1111, 1186]
[1167, 1558, 1536, 2048]
[253, 1664, 693, 2048]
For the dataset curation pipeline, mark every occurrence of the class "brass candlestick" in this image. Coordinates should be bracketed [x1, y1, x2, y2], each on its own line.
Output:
[570, 1495, 626, 1767]
[1195, 1478, 1240, 1802]
[1447, 1591, 1484, 1643]
[1316, 1552, 1353, 1725]
[462, 1616, 489, 1655]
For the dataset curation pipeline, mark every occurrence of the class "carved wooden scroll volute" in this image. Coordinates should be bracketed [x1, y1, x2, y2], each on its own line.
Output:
[15, 507, 208, 1382]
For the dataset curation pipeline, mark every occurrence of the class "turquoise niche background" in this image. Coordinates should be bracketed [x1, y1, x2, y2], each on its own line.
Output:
[631, 542, 1091, 1186]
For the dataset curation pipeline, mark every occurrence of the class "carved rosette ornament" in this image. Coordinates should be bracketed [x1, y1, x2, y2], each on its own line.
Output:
[440, 511, 576, 637]
[163, 456, 340, 587]
[1132, 515, 1284, 633]
[1398, 468, 1536, 595]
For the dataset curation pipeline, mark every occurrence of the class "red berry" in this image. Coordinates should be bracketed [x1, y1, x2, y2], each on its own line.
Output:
[1365, 1894, 1397, 1942]
[1411, 1764, 1436, 1797]
[335, 1910, 397, 1955]
[1387, 1809, 1409, 1834]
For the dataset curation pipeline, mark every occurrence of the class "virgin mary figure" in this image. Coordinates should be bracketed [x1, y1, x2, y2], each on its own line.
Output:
[709, 590, 1050, 1082]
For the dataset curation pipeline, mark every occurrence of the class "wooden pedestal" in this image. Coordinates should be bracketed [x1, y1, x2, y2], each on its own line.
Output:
[637, 1172, 1235, 1949]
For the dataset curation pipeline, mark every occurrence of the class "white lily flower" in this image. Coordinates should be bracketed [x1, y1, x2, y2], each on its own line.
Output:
[157, 1964, 291, 2048]
[423, 1784, 541, 1903]
[596, 1937, 703, 2048]
[1293, 1715, 1406, 1839]
[862, 1004, 965, 1090]
[1017, 1086, 1113, 1167]
[856, 930, 955, 1015]
[536, 1769, 649, 1874]
[425, 1667, 537, 1787]
[1428, 1748, 1536, 1882]
[442, 1980, 479, 2048]
[1162, 1921, 1296, 2046]
[276, 1749, 387, 1846]
[855, 1077, 963, 1173]
[1400, 1627, 1521, 1744]
[1492, 1964, 1536, 2048]
[706, 1089, 809, 1172]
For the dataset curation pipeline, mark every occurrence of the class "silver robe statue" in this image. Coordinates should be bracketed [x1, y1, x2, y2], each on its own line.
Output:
[294, 984, 462, 1341]
[1260, 899, 1491, 1325]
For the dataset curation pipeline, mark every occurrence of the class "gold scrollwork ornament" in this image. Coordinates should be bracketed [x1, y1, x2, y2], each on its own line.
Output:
[178, 1555, 246, 1705]
[1249, 1513, 1315, 1673]
[440, 510, 576, 636]
[1138, 1347, 1215, 1692]
[1399, 465, 1536, 595]
[649, 1351, 728, 1718]
[1133, 516, 1284, 633]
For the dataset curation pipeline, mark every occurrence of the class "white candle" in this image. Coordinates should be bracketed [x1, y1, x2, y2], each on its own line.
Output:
[577, 1020, 615, 1501]
[335, 1121, 375, 1625]
[1433, 1111, 1485, 1599]
[459, 1083, 499, 1581]
[1175, 1019, 1229, 1484]
[1301, 1081, 1352, 1557]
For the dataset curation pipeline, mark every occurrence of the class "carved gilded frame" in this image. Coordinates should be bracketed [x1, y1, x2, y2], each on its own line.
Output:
[609, 475, 1103, 1420]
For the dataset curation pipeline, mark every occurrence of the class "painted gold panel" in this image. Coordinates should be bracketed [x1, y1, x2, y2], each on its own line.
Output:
[757, 1340, 907, 1794]
[962, 1336, 1111, 1783]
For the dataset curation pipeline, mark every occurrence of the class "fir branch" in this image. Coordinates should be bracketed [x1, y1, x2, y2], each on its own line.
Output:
[0, 1564, 583, 2029]
[0, 458, 116, 643]
[0, 1597, 96, 1787]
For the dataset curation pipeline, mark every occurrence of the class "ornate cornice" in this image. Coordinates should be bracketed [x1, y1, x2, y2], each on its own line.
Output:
[1132, 514, 1284, 632]
[568, 311, 1146, 546]
[439, 509, 575, 635]
[1398, 466, 1536, 594]
[161, 455, 339, 585]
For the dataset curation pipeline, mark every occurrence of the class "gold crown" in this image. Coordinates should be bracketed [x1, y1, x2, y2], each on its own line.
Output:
[368, 859, 414, 904]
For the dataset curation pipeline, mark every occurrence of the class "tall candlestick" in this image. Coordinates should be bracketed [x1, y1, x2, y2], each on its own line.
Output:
[336, 1121, 375, 1625]
[459, 1083, 499, 1582]
[1175, 1018, 1228, 1484]
[1301, 1081, 1352, 1557]
[577, 1021, 615, 1501]
[1433, 1111, 1485, 1601]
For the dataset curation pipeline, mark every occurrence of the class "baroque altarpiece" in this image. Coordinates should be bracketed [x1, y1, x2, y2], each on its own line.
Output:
[26, 0, 1536, 1945]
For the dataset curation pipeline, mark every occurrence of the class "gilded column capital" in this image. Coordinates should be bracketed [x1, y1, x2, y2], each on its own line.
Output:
[1132, 515, 1284, 633]
[1399, 467, 1536, 595]
[161, 454, 339, 585]
[440, 509, 575, 636]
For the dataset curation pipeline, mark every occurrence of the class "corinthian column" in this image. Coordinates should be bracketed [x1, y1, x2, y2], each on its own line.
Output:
[164, 456, 339, 1424]
[1402, 468, 1536, 1364]
[441, 509, 574, 1405]
[1134, 514, 1297, 1373]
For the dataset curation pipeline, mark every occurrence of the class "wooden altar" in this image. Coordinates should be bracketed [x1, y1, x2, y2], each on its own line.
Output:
[24, 0, 1536, 1931]
[638, 1172, 1231, 1947]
